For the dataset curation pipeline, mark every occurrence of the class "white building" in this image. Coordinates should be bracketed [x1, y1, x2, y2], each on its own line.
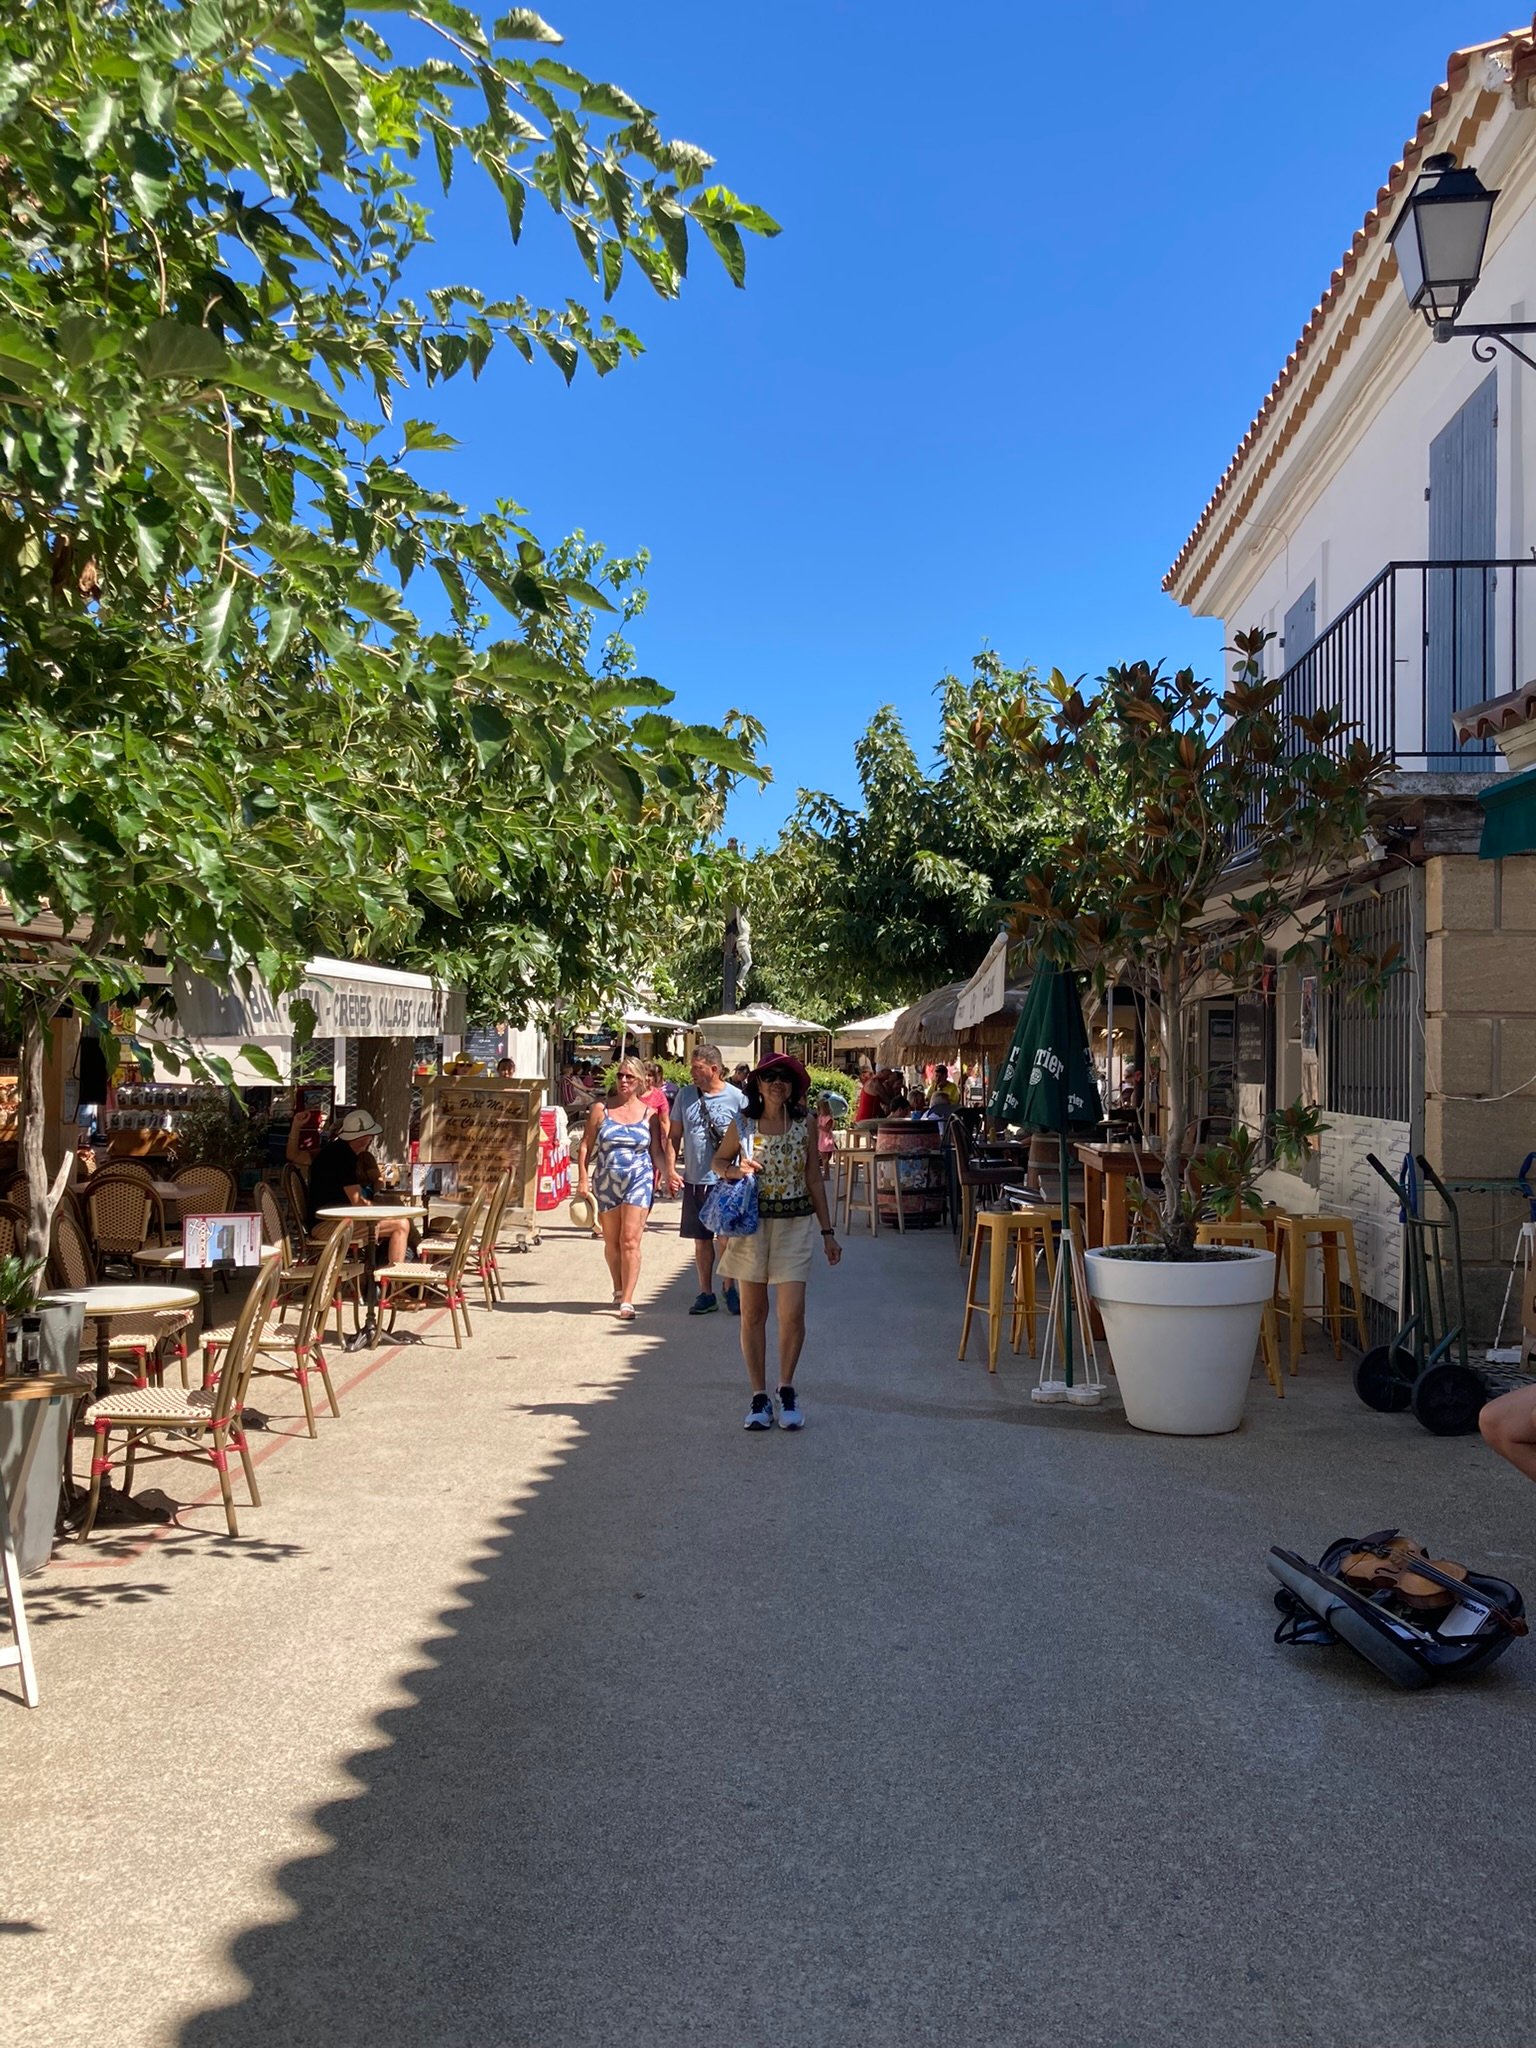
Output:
[1166, 22, 1536, 1341]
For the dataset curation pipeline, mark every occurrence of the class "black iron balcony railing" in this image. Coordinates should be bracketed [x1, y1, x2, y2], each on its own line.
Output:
[1224, 559, 1534, 858]
[1274, 558, 1536, 770]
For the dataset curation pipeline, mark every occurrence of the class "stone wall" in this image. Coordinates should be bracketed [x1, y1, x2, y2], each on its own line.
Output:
[1424, 853, 1536, 1339]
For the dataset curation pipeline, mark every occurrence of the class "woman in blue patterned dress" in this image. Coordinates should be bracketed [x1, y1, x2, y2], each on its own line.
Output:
[576, 1057, 676, 1320]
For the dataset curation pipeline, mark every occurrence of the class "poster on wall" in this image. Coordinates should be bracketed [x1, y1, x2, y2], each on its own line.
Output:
[1318, 1113, 1410, 1314]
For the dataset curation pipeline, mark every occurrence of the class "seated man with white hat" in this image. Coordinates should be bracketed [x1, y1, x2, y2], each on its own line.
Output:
[306, 1107, 412, 1266]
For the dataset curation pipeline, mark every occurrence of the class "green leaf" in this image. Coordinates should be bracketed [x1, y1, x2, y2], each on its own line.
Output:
[139, 68, 177, 131]
[493, 9, 564, 40]
[676, 724, 759, 773]
[589, 678, 674, 713]
[600, 238, 623, 300]
[402, 419, 459, 452]
[238, 1042, 283, 1082]
[218, 355, 345, 419]
[695, 215, 745, 287]
[128, 131, 174, 213]
[500, 173, 527, 242]
[135, 318, 228, 381]
[266, 603, 298, 662]
[469, 702, 513, 763]
[580, 81, 645, 121]
[197, 582, 237, 666]
[77, 91, 120, 161]
[559, 576, 617, 612]
[133, 499, 174, 580]
[646, 198, 688, 278]
[413, 869, 460, 914]
[55, 314, 120, 369]
[591, 750, 644, 821]
[287, 68, 348, 164]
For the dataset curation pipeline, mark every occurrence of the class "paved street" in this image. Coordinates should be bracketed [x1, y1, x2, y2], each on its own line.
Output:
[5, 1215, 1536, 2048]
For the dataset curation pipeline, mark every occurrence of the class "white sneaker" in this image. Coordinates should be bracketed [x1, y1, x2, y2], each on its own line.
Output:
[616, 1302, 636, 1322]
[776, 1385, 805, 1430]
[743, 1392, 775, 1430]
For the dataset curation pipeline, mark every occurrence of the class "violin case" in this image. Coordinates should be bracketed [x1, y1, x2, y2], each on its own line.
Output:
[1268, 1530, 1526, 1689]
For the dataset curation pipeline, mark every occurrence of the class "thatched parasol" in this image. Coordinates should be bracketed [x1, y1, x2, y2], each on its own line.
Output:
[885, 982, 966, 1063]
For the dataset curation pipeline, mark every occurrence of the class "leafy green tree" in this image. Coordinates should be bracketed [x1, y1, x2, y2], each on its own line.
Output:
[688, 653, 1121, 1024]
[0, 0, 776, 1253]
[996, 634, 1390, 1243]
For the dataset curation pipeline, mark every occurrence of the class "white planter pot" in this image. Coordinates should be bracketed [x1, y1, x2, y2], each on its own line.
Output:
[1086, 1246, 1276, 1436]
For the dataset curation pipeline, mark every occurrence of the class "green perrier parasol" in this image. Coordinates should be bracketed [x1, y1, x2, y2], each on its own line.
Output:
[990, 966, 1102, 1387]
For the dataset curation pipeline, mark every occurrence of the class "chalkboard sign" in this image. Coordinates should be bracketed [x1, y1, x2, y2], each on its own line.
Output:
[1234, 995, 1268, 1087]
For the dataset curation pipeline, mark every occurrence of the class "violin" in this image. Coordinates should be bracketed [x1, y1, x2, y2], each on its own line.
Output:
[1338, 1531, 1469, 1614]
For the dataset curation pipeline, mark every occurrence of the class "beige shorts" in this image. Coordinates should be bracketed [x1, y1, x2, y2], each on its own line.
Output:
[717, 1212, 816, 1286]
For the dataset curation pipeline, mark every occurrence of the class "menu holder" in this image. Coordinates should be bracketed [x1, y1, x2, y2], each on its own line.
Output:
[182, 1212, 263, 1269]
[418, 1077, 544, 1234]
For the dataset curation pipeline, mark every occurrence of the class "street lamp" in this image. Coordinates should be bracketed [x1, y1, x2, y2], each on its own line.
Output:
[1389, 149, 1536, 371]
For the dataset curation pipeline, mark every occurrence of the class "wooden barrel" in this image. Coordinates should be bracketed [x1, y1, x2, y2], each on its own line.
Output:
[875, 1122, 944, 1227]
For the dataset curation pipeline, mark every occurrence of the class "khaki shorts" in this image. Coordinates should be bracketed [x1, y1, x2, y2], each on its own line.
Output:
[717, 1212, 816, 1287]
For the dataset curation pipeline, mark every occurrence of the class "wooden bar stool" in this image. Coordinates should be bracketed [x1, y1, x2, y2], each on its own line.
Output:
[1269, 1212, 1368, 1375]
[1195, 1219, 1284, 1397]
[841, 1149, 880, 1236]
[960, 1209, 1042, 1373]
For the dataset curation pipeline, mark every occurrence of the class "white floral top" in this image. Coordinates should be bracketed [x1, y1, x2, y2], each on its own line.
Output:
[737, 1116, 813, 1218]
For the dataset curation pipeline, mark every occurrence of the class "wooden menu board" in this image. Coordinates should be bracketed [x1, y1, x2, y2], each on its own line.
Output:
[417, 1077, 544, 1231]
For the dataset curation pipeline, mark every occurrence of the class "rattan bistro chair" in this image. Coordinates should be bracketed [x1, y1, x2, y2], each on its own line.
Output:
[49, 1209, 192, 1388]
[204, 1224, 349, 1437]
[170, 1161, 237, 1218]
[0, 1197, 28, 1262]
[377, 1189, 486, 1349]
[417, 1172, 514, 1311]
[79, 1254, 282, 1541]
[82, 1171, 164, 1269]
[257, 1181, 361, 1340]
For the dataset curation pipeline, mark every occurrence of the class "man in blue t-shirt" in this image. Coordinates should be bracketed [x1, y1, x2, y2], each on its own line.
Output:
[669, 1042, 746, 1315]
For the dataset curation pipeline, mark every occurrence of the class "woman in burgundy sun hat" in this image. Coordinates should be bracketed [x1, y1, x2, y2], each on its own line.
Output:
[710, 1052, 841, 1432]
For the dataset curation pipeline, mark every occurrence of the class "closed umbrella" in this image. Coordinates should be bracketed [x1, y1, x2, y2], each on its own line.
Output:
[990, 967, 1103, 1392]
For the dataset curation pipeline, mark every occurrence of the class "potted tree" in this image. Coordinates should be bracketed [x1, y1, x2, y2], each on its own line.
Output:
[0, 1255, 84, 1571]
[996, 631, 1389, 1434]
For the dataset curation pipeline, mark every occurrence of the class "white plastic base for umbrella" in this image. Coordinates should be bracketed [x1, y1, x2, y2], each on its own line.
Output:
[1032, 1223, 1105, 1406]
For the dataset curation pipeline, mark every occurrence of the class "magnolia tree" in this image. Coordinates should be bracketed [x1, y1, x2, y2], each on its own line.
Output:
[0, 0, 778, 1255]
[992, 630, 1393, 1247]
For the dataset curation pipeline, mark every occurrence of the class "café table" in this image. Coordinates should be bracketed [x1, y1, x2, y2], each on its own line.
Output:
[44, 1282, 202, 1401]
[131, 1243, 282, 1328]
[1074, 1140, 1163, 1251]
[315, 1205, 424, 1349]
[0, 1374, 83, 1707]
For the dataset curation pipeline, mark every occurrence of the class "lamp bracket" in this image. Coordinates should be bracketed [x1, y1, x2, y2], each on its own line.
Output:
[1433, 319, 1536, 376]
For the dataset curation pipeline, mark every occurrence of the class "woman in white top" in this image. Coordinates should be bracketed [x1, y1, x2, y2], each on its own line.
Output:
[711, 1052, 840, 1430]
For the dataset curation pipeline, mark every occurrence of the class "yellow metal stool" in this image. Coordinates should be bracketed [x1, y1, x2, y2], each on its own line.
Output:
[1269, 1211, 1368, 1375]
[1195, 1219, 1284, 1397]
[1008, 1209, 1059, 1357]
[960, 1209, 1041, 1373]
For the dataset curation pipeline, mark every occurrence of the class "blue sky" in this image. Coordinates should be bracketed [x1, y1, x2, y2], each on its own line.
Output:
[415, 1, 1498, 844]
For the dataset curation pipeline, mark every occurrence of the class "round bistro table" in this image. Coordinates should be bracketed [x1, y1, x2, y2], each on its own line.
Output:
[315, 1206, 424, 1349]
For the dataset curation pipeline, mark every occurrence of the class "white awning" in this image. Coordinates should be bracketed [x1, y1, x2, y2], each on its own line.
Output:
[623, 1010, 695, 1034]
[955, 934, 1010, 1033]
[831, 1009, 904, 1049]
[172, 956, 466, 1041]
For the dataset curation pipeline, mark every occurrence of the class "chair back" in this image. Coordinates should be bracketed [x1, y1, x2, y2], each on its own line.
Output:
[1195, 1219, 1270, 1251]
[96, 1159, 157, 1190]
[172, 1162, 237, 1213]
[292, 1222, 351, 1353]
[0, 1197, 28, 1262]
[209, 1253, 284, 1423]
[445, 1187, 489, 1289]
[82, 1172, 157, 1257]
[281, 1161, 312, 1237]
[950, 1118, 986, 1190]
[479, 1170, 514, 1262]
[256, 1181, 292, 1259]
[49, 1207, 99, 1291]
[0, 1170, 30, 1205]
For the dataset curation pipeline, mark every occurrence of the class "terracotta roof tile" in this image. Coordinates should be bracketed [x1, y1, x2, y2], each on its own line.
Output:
[1164, 20, 1536, 601]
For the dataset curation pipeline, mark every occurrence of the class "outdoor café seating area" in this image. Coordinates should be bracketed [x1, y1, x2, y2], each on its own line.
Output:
[0, 1152, 523, 1709]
